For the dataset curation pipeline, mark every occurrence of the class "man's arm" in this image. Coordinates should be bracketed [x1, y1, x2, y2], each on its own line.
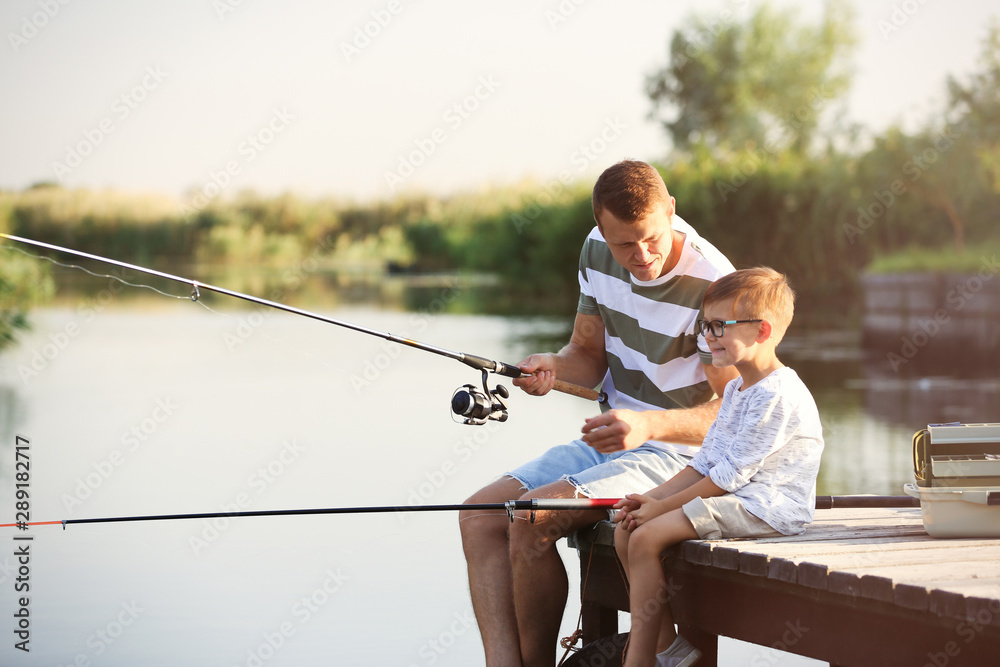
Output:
[513, 312, 607, 395]
[581, 362, 739, 452]
[645, 362, 739, 443]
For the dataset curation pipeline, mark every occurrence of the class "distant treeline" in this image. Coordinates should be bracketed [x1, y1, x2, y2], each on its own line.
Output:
[2, 134, 997, 310]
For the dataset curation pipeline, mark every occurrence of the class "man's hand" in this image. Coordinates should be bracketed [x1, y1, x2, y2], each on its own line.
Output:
[512, 353, 557, 396]
[581, 409, 651, 453]
[512, 313, 607, 398]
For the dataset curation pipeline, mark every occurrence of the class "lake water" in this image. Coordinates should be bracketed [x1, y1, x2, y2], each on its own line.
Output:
[1, 270, 997, 667]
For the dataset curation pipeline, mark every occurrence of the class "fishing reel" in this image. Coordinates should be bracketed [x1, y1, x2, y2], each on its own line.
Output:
[451, 370, 509, 425]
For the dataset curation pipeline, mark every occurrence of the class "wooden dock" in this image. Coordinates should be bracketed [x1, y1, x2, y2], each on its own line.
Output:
[567, 505, 1000, 666]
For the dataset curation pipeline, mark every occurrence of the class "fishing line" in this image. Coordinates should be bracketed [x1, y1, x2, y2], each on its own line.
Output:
[3, 242, 194, 303]
[1, 241, 342, 371]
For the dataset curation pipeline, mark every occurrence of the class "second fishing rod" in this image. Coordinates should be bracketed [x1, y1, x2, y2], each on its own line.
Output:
[1, 233, 607, 424]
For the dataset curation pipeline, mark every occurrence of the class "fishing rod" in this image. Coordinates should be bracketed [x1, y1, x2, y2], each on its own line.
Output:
[1, 233, 607, 424]
[0, 496, 919, 532]
[1, 498, 624, 529]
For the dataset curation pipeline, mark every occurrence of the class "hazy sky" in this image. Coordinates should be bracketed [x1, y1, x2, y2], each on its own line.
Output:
[1, 0, 996, 204]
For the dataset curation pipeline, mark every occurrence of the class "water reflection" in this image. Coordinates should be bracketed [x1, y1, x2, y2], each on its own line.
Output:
[21, 265, 1000, 498]
[0, 384, 27, 462]
[857, 272, 1000, 433]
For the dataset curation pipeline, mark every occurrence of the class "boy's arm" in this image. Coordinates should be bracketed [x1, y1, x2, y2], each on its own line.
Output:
[617, 473, 727, 529]
[645, 465, 705, 500]
[613, 465, 703, 519]
[654, 475, 727, 515]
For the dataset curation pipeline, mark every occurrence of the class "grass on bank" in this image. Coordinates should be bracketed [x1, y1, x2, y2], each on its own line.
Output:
[866, 241, 1000, 274]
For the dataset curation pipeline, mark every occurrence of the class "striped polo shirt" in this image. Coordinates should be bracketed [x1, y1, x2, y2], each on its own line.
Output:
[577, 215, 735, 454]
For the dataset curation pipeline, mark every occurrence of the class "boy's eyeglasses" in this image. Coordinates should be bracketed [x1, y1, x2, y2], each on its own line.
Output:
[697, 319, 762, 337]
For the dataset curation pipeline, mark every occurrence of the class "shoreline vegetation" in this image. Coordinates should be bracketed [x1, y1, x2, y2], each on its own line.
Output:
[1, 165, 995, 308]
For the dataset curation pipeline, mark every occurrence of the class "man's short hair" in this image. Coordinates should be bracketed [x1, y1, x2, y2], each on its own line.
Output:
[704, 267, 796, 335]
[592, 160, 670, 223]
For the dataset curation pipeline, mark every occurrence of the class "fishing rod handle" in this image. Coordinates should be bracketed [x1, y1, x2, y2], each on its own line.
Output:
[463, 352, 606, 403]
[552, 379, 605, 403]
[815, 495, 920, 509]
[528, 498, 621, 510]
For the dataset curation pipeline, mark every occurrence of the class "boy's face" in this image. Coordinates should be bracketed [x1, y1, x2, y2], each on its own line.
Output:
[596, 199, 678, 282]
[701, 297, 765, 368]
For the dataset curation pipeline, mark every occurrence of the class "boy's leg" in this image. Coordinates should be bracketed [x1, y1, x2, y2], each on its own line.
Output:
[617, 522, 676, 648]
[623, 510, 698, 667]
[614, 521, 631, 580]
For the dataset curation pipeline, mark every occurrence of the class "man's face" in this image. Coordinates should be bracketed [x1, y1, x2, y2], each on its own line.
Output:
[596, 199, 677, 282]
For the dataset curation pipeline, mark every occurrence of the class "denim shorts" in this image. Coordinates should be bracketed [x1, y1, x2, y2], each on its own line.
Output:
[682, 495, 782, 540]
[505, 439, 692, 499]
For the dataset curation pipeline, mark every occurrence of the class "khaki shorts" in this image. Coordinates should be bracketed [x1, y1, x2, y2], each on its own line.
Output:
[682, 495, 782, 540]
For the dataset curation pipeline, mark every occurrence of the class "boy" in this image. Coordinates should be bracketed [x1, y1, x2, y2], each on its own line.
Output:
[612, 267, 824, 667]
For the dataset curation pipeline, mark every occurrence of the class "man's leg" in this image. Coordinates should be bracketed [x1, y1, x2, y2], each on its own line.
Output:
[460, 476, 528, 667]
[509, 480, 608, 667]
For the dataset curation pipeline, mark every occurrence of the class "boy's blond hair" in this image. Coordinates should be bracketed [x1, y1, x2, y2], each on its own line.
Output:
[703, 267, 796, 339]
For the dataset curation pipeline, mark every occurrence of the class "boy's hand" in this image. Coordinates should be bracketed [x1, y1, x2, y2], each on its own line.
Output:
[582, 410, 651, 453]
[613, 493, 663, 531]
[612, 496, 641, 525]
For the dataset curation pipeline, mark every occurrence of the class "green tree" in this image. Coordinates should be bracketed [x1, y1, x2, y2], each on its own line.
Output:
[850, 22, 1000, 254]
[945, 21, 1000, 221]
[0, 252, 54, 354]
[948, 21, 1000, 147]
[0, 195, 54, 352]
[646, 0, 857, 155]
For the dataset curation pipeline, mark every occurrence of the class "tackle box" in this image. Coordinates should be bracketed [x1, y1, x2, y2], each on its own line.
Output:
[905, 423, 1000, 538]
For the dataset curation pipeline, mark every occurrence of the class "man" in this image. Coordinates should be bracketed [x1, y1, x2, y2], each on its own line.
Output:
[459, 160, 738, 667]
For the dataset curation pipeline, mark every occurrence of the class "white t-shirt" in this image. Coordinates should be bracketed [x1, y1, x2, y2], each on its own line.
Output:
[689, 367, 824, 535]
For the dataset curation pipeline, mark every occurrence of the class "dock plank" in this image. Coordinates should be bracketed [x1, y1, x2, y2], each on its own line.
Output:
[742, 544, 1000, 572]
[569, 506, 1000, 665]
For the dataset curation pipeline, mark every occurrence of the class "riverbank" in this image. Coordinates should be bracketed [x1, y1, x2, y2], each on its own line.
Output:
[861, 256, 1000, 377]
